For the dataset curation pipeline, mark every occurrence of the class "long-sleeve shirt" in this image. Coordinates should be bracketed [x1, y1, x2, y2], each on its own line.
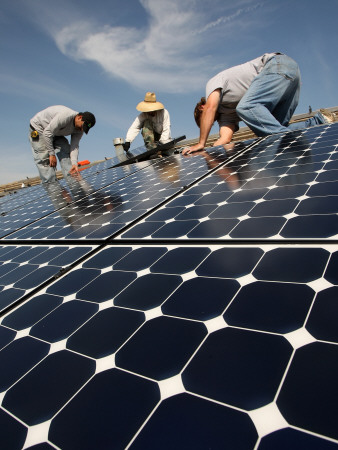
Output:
[30, 105, 83, 164]
[125, 109, 171, 144]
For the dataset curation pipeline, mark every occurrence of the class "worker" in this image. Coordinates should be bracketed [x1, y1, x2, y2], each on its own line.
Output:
[29, 105, 96, 183]
[123, 92, 171, 152]
[183, 53, 335, 154]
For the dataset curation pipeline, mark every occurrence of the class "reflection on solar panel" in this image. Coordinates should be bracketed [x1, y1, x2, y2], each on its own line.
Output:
[0, 124, 337, 449]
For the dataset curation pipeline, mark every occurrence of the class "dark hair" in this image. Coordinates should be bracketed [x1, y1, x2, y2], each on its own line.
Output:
[194, 97, 206, 127]
[194, 97, 220, 128]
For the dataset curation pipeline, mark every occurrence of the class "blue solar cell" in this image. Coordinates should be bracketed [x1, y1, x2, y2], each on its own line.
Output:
[0, 287, 25, 312]
[258, 428, 338, 450]
[67, 307, 145, 358]
[182, 327, 292, 410]
[49, 369, 160, 449]
[196, 247, 264, 278]
[253, 248, 329, 282]
[82, 246, 132, 269]
[29, 300, 99, 343]
[306, 287, 338, 342]
[224, 281, 314, 333]
[162, 277, 240, 320]
[324, 251, 338, 284]
[76, 271, 137, 303]
[116, 316, 207, 380]
[150, 247, 211, 274]
[47, 268, 100, 296]
[0, 325, 16, 350]
[2, 293, 63, 330]
[131, 393, 258, 449]
[113, 247, 167, 271]
[277, 342, 338, 441]
[0, 336, 49, 392]
[3, 350, 96, 426]
[0, 409, 27, 449]
[114, 274, 182, 310]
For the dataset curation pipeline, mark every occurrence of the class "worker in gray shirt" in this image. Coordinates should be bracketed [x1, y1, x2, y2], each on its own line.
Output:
[29, 105, 96, 183]
[184, 53, 334, 154]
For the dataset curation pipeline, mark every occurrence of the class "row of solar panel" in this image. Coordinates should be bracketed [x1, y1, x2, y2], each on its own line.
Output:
[0, 243, 337, 449]
[1, 123, 338, 242]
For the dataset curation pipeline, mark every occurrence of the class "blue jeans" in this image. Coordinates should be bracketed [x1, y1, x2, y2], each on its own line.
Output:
[29, 131, 73, 183]
[236, 54, 326, 136]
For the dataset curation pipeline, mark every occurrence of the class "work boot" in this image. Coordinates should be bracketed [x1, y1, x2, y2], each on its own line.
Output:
[319, 109, 336, 123]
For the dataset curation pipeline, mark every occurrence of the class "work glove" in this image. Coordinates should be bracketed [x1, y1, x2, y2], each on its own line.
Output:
[122, 142, 130, 152]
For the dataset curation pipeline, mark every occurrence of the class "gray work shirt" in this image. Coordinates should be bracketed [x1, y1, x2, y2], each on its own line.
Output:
[30, 105, 83, 164]
[206, 53, 278, 129]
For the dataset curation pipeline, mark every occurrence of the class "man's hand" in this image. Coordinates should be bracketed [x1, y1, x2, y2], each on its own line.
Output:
[122, 142, 130, 152]
[69, 164, 79, 175]
[49, 155, 57, 167]
[182, 142, 205, 155]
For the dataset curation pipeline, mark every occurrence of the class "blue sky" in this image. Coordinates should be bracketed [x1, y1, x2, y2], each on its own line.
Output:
[1, 0, 337, 184]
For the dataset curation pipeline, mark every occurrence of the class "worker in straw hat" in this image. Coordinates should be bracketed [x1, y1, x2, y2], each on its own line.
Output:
[123, 92, 172, 152]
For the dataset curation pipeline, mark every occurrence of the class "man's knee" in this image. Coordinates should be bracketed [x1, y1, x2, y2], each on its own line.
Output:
[142, 120, 155, 137]
[236, 101, 250, 120]
[142, 120, 156, 148]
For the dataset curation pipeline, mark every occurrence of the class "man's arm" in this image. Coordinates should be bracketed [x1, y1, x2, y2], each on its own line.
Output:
[212, 124, 236, 146]
[69, 133, 82, 174]
[43, 112, 74, 168]
[183, 89, 221, 155]
[126, 114, 144, 143]
[159, 109, 171, 143]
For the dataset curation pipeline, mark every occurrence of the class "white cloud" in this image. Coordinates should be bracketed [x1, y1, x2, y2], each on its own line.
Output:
[196, 1, 265, 34]
[50, 0, 267, 93]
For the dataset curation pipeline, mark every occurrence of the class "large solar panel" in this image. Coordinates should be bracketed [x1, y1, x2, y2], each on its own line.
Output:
[0, 123, 337, 449]
[1, 144, 235, 241]
[121, 124, 338, 240]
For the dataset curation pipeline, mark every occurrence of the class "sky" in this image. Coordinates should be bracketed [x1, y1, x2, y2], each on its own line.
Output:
[1, 0, 338, 184]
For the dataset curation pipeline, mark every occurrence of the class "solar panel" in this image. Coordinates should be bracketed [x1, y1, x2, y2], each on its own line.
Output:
[0, 123, 337, 449]
[1, 144, 234, 241]
[121, 124, 338, 240]
[0, 158, 155, 238]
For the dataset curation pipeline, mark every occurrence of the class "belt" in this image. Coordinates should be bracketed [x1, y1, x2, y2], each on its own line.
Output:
[30, 123, 36, 131]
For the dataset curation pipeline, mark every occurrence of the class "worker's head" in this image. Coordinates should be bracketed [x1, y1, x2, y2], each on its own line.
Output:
[193, 97, 220, 128]
[194, 97, 206, 127]
[136, 92, 164, 113]
[75, 112, 96, 134]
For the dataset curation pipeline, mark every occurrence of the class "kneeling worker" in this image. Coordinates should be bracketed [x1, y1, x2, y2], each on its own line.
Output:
[183, 52, 334, 155]
[29, 105, 96, 183]
[123, 92, 171, 152]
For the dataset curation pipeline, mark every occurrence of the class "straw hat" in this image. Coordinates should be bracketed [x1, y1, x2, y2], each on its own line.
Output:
[136, 92, 164, 112]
